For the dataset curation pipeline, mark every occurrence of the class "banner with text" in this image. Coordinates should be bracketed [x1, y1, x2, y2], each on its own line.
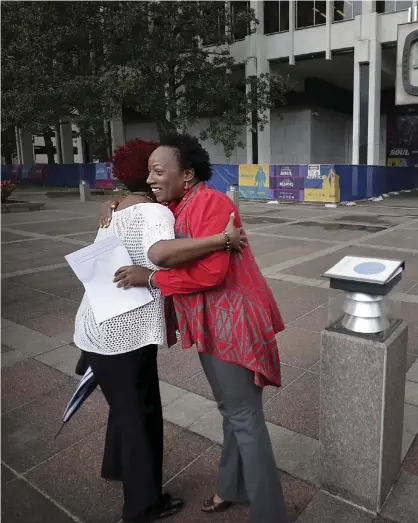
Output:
[239, 164, 271, 199]
[269, 165, 306, 201]
[304, 164, 340, 203]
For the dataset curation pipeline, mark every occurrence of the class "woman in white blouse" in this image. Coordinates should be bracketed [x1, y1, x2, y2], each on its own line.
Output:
[73, 171, 245, 523]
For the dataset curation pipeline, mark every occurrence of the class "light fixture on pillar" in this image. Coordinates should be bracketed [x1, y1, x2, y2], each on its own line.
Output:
[323, 256, 404, 339]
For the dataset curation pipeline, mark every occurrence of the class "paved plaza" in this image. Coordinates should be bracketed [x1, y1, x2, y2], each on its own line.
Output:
[2, 194, 418, 523]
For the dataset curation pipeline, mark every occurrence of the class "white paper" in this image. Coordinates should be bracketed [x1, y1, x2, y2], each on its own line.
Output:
[65, 236, 153, 324]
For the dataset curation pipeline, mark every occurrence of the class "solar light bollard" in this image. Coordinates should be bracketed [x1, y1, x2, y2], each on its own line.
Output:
[79, 180, 91, 202]
[226, 184, 239, 210]
[319, 256, 408, 514]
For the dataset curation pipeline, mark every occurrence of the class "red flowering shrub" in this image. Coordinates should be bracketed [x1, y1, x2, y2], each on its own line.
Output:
[1, 180, 16, 203]
[111, 139, 160, 184]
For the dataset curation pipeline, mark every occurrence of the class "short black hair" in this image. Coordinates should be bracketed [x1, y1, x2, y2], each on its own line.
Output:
[159, 133, 212, 182]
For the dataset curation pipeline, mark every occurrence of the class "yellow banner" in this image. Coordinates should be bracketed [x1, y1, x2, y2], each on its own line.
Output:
[304, 169, 340, 203]
[239, 164, 270, 188]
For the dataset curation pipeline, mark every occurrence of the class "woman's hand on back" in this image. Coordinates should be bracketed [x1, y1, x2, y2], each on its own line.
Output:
[99, 200, 117, 228]
[225, 213, 247, 253]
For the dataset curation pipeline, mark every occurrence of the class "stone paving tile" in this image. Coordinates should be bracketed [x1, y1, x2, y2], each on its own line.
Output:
[291, 305, 329, 333]
[2, 478, 77, 523]
[159, 381, 188, 407]
[35, 344, 79, 367]
[278, 285, 330, 307]
[266, 277, 299, 295]
[406, 352, 418, 372]
[407, 323, 418, 354]
[26, 422, 213, 523]
[19, 309, 78, 337]
[404, 404, 418, 436]
[1, 282, 78, 323]
[1, 359, 72, 413]
[181, 370, 215, 401]
[1, 349, 30, 368]
[1, 317, 16, 329]
[162, 392, 216, 429]
[2, 464, 17, 485]
[265, 372, 319, 439]
[276, 433, 320, 486]
[165, 444, 317, 523]
[1, 342, 14, 353]
[6, 216, 98, 236]
[1, 323, 66, 356]
[157, 345, 203, 387]
[405, 381, 418, 407]
[296, 491, 374, 523]
[402, 432, 416, 461]
[277, 300, 320, 324]
[403, 435, 418, 476]
[8, 267, 83, 300]
[276, 326, 321, 369]
[2, 230, 34, 242]
[2, 385, 108, 473]
[381, 471, 418, 523]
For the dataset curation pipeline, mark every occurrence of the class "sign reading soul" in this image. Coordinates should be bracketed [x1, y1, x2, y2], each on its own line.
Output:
[396, 22, 418, 106]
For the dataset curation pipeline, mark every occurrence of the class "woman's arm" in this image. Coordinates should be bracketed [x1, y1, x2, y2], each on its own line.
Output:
[114, 192, 244, 294]
[148, 213, 246, 268]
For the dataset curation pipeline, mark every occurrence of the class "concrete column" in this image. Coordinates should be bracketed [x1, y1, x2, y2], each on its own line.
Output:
[59, 118, 74, 164]
[289, 0, 295, 65]
[320, 322, 407, 512]
[15, 127, 34, 164]
[110, 117, 126, 153]
[367, 37, 382, 165]
[325, 1, 331, 60]
[245, 59, 255, 164]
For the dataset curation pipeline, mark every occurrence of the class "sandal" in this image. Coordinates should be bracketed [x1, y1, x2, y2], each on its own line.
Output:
[201, 495, 233, 513]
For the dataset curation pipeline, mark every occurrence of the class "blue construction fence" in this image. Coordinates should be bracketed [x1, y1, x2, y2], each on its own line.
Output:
[1, 162, 417, 202]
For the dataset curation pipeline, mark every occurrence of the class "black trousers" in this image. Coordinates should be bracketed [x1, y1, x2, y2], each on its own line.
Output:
[84, 346, 163, 523]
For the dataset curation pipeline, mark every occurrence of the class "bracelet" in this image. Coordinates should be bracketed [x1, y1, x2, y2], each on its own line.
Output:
[224, 231, 232, 252]
[148, 269, 158, 288]
[110, 202, 118, 210]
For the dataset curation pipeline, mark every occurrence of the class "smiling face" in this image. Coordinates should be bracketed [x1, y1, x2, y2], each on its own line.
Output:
[147, 146, 195, 203]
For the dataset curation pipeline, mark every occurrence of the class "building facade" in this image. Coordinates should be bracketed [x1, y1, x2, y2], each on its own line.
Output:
[11, 1, 418, 167]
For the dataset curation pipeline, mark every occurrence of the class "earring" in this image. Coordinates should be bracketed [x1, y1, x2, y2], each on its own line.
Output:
[184, 181, 189, 191]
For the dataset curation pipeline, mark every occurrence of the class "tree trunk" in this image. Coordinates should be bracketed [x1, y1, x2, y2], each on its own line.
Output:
[43, 130, 56, 164]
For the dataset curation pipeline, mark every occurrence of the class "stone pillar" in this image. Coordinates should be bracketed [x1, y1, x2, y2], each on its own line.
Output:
[246, 5, 271, 165]
[320, 322, 408, 512]
[110, 117, 125, 154]
[79, 180, 91, 202]
[226, 185, 239, 209]
[15, 127, 34, 164]
[60, 118, 74, 164]
[352, 40, 370, 165]
[367, 34, 382, 166]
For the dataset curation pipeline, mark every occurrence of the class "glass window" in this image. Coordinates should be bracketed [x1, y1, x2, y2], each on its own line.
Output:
[376, 1, 412, 13]
[231, 1, 250, 41]
[296, 0, 326, 29]
[280, 1, 290, 31]
[263, 1, 289, 34]
[333, 1, 362, 21]
[264, 1, 280, 34]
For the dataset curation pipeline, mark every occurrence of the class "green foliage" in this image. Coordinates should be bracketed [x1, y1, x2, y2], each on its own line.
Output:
[1, 1, 293, 159]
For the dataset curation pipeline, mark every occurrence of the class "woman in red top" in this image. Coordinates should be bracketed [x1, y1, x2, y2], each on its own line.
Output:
[112, 134, 287, 523]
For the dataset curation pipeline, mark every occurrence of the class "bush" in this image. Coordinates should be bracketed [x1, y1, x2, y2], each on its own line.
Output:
[1, 180, 16, 203]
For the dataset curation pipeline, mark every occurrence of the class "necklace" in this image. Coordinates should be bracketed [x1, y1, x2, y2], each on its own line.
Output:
[130, 192, 155, 203]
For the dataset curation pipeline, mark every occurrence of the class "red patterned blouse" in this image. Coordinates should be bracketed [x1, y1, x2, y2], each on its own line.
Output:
[155, 183, 285, 388]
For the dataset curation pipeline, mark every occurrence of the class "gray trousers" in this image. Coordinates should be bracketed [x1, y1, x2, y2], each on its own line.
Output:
[199, 353, 288, 523]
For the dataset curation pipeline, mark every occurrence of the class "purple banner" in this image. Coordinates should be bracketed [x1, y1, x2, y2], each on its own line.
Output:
[269, 165, 306, 190]
[274, 188, 305, 201]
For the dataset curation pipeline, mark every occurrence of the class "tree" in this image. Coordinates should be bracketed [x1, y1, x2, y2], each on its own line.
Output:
[105, 1, 292, 156]
[2, 1, 293, 160]
[1, 1, 116, 161]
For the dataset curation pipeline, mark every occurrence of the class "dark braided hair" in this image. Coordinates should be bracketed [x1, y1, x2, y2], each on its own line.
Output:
[159, 133, 212, 182]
